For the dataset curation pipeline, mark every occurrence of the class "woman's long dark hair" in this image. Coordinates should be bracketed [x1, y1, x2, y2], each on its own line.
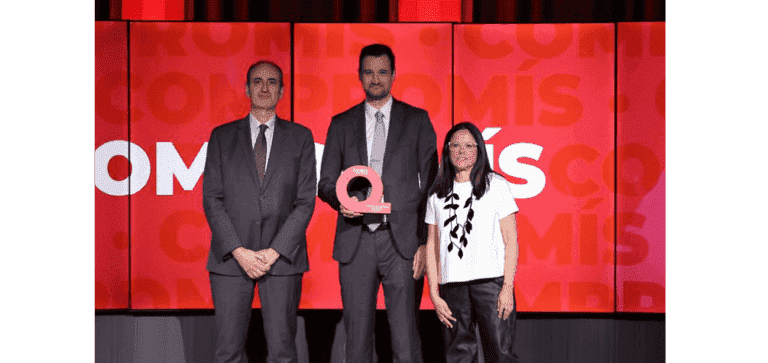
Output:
[429, 122, 497, 200]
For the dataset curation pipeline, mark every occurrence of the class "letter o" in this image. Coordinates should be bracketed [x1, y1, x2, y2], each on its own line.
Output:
[95, 140, 151, 196]
[603, 143, 661, 196]
[147, 72, 204, 124]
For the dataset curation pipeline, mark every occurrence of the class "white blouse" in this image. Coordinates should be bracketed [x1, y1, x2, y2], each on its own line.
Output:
[425, 174, 519, 284]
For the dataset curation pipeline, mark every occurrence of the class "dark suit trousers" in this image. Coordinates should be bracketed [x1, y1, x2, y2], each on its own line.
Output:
[440, 277, 518, 363]
[209, 272, 303, 363]
[339, 228, 423, 363]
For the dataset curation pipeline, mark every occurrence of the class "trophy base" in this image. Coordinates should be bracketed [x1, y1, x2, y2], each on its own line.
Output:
[349, 202, 391, 214]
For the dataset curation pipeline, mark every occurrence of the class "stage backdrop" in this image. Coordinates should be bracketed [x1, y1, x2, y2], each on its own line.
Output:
[95, 21, 665, 312]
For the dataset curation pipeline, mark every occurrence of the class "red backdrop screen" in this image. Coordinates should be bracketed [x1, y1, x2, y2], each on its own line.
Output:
[95, 21, 665, 312]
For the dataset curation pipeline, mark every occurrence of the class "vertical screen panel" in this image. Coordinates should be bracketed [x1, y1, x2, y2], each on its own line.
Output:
[95, 21, 130, 309]
[616, 22, 665, 313]
[454, 24, 615, 312]
[129, 22, 291, 309]
[294, 23, 453, 309]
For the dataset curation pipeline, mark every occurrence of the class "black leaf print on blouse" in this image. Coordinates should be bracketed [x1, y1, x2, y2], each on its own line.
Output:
[443, 189, 475, 259]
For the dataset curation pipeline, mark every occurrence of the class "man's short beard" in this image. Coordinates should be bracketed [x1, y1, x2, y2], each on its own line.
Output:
[365, 88, 389, 101]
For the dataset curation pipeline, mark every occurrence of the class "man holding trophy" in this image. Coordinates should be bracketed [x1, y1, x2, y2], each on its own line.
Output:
[318, 43, 438, 363]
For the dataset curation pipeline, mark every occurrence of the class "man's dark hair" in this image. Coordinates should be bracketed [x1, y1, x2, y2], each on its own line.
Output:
[428, 122, 498, 200]
[245, 60, 284, 94]
[358, 44, 395, 74]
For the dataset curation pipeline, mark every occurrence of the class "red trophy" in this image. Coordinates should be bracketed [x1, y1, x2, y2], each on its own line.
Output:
[335, 165, 391, 214]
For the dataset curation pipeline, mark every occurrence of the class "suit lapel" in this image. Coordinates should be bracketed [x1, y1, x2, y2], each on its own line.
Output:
[262, 117, 288, 191]
[238, 117, 261, 190]
[383, 99, 404, 172]
[353, 102, 368, 166]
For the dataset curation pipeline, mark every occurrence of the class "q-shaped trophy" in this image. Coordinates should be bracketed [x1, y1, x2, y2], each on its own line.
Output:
[335, 165, 391, 214]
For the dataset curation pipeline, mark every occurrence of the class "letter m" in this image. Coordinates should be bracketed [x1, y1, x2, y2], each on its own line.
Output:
[453, 75, 507, 127]
[157, 142, 208, 195]
[518, 213, 572, 265]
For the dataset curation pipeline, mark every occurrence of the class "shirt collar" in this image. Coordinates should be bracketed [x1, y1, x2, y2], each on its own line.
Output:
[365, 96, 393, 122]
[249, 113, 276, 132]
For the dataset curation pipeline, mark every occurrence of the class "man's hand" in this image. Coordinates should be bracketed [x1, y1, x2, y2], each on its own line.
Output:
[232, 247, 269, 279]
[413, 245, 426, 279]
[497, 284, 515, 320]
[255, 248, 280, 270]
[340, 196, 363, 218]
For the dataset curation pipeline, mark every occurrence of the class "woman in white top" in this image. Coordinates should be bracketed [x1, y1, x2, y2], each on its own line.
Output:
[425, 122, 520, 363]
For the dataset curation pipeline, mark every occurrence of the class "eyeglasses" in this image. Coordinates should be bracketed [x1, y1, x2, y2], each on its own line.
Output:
[449, 143, 477, 150]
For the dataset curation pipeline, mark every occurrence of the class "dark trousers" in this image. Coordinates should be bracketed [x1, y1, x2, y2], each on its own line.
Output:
[209, 272, 303, 363]
[339, 228, 424, 363]
[440, 277, 518, 363]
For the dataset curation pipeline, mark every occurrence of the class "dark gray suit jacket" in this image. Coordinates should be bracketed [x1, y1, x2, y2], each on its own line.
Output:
[318, 99, 438, 263]
[203, 116, 316, 276]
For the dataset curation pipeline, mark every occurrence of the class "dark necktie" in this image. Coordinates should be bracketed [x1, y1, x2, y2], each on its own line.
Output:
[254, 124, 268, 183]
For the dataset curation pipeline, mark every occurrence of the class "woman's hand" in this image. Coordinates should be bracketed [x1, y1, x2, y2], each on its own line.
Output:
[430, 293, 456, 328]
[497, 284, 515, 320]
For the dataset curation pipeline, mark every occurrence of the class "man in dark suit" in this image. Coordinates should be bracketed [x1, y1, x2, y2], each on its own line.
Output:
[203, 60, 316, 363]
[318, 44, 438, 363]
